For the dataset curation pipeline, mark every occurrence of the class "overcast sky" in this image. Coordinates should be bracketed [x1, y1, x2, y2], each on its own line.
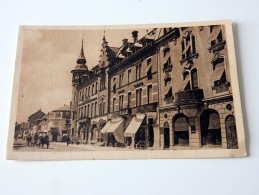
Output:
[16, 27, 149, 123]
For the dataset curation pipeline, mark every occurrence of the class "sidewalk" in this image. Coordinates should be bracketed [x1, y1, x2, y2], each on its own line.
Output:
[51, 142, 137, 151]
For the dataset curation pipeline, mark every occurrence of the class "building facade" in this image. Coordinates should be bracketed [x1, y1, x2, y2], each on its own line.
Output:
[37, 105, 71, 141]
[71, 25, 238, 149]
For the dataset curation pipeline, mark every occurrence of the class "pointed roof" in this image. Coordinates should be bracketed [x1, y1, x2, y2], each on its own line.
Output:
[74, 40, 88, 71]
[78, 40, 86, 60]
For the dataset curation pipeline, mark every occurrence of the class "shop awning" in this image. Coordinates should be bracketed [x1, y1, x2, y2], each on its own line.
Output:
[164, 84, 172, 97]
[208, 113, 221, 130]
[210, 63, 225, 82]
[106, 118, 125, 143]
[162, 52, 170, 65]
[100, 121, 112, 134]
[124, 114, 145, 137]
[207, 26, 222, 43]
[174, 116, 189, 131]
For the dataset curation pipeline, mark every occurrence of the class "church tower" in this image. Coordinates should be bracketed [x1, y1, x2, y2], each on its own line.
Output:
[70, 41, 88, 137]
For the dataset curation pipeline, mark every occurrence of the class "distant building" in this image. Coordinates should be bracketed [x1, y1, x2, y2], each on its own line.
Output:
[27, 109, 46, 128]
[37, 105, 71, 141]
[24, 109, 45, 136]
[70, 25, 238, 149]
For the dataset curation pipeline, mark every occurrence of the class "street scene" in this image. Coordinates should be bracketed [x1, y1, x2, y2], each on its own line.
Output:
[12, 23, 239, 153]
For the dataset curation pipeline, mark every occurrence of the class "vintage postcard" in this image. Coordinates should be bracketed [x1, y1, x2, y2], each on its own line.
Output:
[7, 20, 246, 160]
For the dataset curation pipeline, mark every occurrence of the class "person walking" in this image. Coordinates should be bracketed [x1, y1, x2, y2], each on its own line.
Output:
[66, 136, 70, 146]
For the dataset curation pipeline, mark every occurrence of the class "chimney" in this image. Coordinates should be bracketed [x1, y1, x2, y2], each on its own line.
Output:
[132, 31, 138, 43]
[122, 39, 128, 45]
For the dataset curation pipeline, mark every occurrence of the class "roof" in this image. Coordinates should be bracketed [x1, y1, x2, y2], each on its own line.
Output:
[52, 105, 71, 112]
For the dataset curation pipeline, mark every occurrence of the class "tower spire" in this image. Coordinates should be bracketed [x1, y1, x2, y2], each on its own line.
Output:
[103, 30, 106, 42]
[77, 40, 86, 65]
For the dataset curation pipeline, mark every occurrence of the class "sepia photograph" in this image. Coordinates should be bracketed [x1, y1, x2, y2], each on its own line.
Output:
[7, 20, 246, 160]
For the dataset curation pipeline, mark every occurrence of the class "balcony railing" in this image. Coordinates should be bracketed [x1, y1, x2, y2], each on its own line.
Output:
[78, 115, 91, 123]
[132, 102, 158, 114]
[208, 40, 226, 53]
[175, 89, 204, 105]
[119, 107, 132, 116]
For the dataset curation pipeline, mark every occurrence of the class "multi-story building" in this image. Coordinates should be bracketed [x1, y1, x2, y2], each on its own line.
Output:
[158, 25, 238, 149]
[71, 38, 118, 143]
[71, 25, 238, 150]
[106, 30, 159, 148]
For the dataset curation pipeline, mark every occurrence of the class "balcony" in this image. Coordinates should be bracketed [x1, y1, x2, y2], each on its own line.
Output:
[119, 107, 132, 116]
[180, 53, 199, 65]
[208, 40, 226, 53]
[212, 82, 230, 93]
[78, 115, 91, 124]
[132, 102, 158, 114]
[175, 89, 204, 106]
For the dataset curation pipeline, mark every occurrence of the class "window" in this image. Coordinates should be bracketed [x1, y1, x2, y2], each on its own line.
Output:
[112, 97, 116, 112]
[92, 84, 95, 95]
[147, 85, 152, 104]
[85, 88, 88, 98]
[128, 92, 131, 108]
[146, 58, 152, 80]
[181, 68, 198, 91]
[99, 98, 105, 115]
[91, 103, 94, 117]
[99, 102, 102, 115]
[128, 69, 131, 83]
[136, 64, 142, 80]
[181, 32, 196, 61]
[88, 86, 91, 96]
[84, 105, 87, 116]
[87, 104, 90, 117]
[100, 78, 105, 91]
[79, 91, 82, 100]
[163, 45, 170, 57]
[74, 93, 77, 102]
[191, 68, 198, 89]
[82, 90, 85, 101]
[119, 72, 124, 87]
[210, 26, 223, 47]
[210, 57, 228, 92]
[119, 95, 124, 110]
[113, 77, 116, 93]
[136, 88, 142, 106]
[95, 82, 98, 93]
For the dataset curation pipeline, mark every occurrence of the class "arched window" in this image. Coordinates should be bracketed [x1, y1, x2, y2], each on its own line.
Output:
[181, 71, 190, 90]
[191, 68, 198, 89]
[173, 114, 189, 146]
[200, 109, 222, 146]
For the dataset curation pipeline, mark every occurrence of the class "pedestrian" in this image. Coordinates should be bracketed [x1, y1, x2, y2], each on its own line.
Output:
[66, 136, 70, 146]
[43, 133, 49, 149]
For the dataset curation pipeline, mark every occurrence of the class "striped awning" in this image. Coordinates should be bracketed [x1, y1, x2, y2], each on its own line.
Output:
[210, 63, 225, 82]
[124, 114, 145, 137]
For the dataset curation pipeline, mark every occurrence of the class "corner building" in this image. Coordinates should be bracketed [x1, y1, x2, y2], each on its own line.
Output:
[158, 26, 238, 149]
